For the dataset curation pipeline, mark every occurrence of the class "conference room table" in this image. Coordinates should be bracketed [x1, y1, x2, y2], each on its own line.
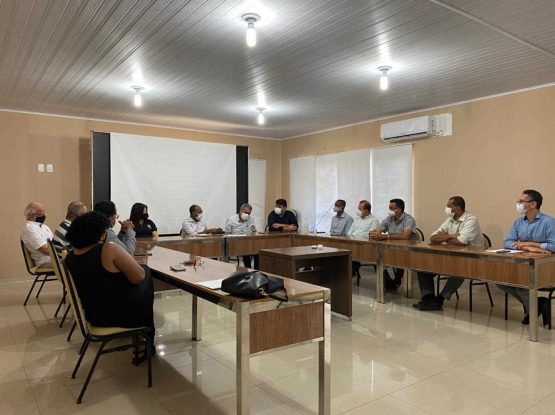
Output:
[138, 233, 555, 341]
[135, 245, 331, 415]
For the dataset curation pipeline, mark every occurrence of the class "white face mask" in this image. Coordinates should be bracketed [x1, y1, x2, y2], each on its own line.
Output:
[516, 203, 526, 215]
[240, 212, 249, 221]
[356, 209, 363, 217]
[387, 210, 396, 217]
[274, 207, 282, 215]
[195, 213, 203, 221]
[445, 207, 454, 217]
[333, 206, 341, 213]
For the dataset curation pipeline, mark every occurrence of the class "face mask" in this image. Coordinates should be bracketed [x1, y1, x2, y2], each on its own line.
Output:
[356, 209, 363, 217]
[387, 210, 396, 217]
[516, 203, 526, 215]
[240, 212, 249, 221]
[143, 213, 149, 220]
[195, 213, 203, 221]
[445, 207, 454, 217]
[333, 206, 341, 213]
[274, 207, 282, 215]
[35, 215, 46, 224]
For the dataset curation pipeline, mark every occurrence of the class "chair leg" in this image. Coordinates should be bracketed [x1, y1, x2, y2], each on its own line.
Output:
[54, 291, 66, 318]
[59, 304, 71, 328]
[77, 341, 106, 404]
[504, 293, 509, 320]
[146, 338, 153, 388]
[455, 290, 460, 300]
[469, 282, 473, 312]
[485, 283, 494, 307]
[72, 337, 90, 378]
[436, 276, 440, 296]
[35, 276, 48, 299]
[23, 276, 40, 306]
[67, 322, 77, 342]
[356, 270, 361, 287]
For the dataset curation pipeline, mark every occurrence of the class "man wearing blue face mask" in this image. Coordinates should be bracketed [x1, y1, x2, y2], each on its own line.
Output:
[21, 202, 53, 269]
[329, 199, 354, 236]
[498, 189, 555, 326]
[413, 196, 483, 311]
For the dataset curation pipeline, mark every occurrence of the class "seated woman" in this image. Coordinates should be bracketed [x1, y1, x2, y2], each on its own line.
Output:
[129, 202, 159, 239]
[64, 211, 155, 364]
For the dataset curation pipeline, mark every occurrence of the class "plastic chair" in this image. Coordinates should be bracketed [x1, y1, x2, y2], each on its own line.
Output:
[55, 249, 153, 404]
[20, 240, 57, 306]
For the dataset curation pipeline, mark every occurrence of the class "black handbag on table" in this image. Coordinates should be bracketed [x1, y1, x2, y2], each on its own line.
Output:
[221, 271, 289, 301]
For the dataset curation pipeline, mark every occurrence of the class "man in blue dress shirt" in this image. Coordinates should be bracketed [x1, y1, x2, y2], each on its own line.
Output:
[498, 189, 555, 326]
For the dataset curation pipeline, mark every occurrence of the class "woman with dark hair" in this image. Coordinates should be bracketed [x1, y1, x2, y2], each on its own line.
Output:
[129, 203, 158, 239]
[64, 211, 155, 364]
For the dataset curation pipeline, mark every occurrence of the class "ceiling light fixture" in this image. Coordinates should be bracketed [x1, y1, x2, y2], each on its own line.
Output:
[242, 13, 260, 47]
[131, 86, 144, 107]
[256, 107, 266, 125]
[377, 66, 392, 91]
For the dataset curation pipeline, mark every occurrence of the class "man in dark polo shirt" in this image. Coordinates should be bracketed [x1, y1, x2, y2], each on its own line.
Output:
[267, 199, 298, 233]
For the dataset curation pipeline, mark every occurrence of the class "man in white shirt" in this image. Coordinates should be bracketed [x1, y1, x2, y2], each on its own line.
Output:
[225, 203, 257, 268]
[21, 202, 53, 269]
[181, 205, 223, 236]
[414, 196, 483, 311]
[348, 200, 380, 276]
[330, 199, 354, 236]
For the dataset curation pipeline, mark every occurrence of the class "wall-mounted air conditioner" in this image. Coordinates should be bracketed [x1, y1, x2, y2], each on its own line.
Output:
[380, 113, 452, 143]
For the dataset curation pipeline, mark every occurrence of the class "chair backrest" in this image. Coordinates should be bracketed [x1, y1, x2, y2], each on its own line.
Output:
[416, 228, 425, 243]
[20, 239, 37, 274]
[482, 233, 492, 249]
[47, 240, 88, 338]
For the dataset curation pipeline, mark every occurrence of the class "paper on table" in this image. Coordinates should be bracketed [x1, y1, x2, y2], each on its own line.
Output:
[197, 279, 224, 290]
[486, 249, 523, 254]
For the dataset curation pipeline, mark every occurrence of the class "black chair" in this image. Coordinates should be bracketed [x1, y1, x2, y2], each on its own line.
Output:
[416, 228, 424, 242]
[58, 257, 153, 404]
[20, 240, 57, 306]
[504, 289, 554, 329]
[436, 233, 494, 310]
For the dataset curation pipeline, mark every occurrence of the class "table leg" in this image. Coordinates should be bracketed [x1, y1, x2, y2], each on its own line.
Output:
[318, 302, 331, 415]
[529, 263, 538, 342]
[376, 249, 385, 304]
[192, 295, 202, 341]
[406, 269, 414, 298]
[236, 302, 250, 415]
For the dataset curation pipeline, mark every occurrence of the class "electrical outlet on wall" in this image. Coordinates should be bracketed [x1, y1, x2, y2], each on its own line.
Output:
[46, 164, 53, 173]
[37, 163, 45, 173]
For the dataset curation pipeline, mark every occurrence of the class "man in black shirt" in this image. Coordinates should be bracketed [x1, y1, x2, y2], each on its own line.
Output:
[267, 199, 298, 233]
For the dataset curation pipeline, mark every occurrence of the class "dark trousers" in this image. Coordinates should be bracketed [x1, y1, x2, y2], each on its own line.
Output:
[384, 268, 405, 284]
[243, 255, 259, 270]
[352, 261, 361, 276]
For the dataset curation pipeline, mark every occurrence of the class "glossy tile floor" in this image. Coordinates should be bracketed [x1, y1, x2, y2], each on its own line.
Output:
[1, 269, 555, 415]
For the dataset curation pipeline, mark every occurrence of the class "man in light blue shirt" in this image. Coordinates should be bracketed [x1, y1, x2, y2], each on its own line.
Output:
[349, 200, 379, 277]
[330, 199, 354, 236]
[225, 203, 258, 268]
[498, 189, 555, 326]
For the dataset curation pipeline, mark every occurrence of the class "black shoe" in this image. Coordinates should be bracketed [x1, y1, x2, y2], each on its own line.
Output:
[385, 279, 400, 293]
[521, 314, 529, 325]
[413, 294, 443, 311]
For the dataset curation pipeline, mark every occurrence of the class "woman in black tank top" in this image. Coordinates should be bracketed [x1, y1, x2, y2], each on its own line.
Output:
[64, 212, 154, 352]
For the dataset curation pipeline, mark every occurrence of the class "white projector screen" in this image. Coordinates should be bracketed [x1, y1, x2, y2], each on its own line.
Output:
[110, 132, 236, 234]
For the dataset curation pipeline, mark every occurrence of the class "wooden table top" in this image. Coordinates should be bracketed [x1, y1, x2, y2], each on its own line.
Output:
[137, 246, 330, 305]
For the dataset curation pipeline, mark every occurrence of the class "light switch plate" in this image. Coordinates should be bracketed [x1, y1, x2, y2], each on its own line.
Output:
[46, 164, 53, 173]
[37, 163, 45, 172]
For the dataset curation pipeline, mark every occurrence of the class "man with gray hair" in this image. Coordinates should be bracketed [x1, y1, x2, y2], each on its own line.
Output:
[52, 201, 87, 250]
[21, 202, 53, 269]
[225, 203, 258, 268]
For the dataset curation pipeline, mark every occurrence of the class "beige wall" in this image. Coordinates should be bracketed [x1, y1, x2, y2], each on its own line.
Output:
[0, 111, 281, 280]
[282, 86, 555, 248]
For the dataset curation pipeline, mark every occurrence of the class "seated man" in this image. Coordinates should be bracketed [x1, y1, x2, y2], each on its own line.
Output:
[93, 201, 136, 255]
[370, 198, 416, 292]
[330, 199, 354, 236]
[225, 203, 258, 269]
[181, 205, 223, 236]
[348, 200, 379, 276]
[268, 198, 298, 233]
[21, 202, 53, 269]
[498, 189, 554, 326]
[414, 196, 483, 311]
[52, 201, 87, 251]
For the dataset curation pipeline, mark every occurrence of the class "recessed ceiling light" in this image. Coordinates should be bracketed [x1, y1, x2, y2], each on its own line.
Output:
[377, 66, 392, 91]
[256, 107, 266, 125]
[242, 13, 260, 47]
[131, 86, 144, 107]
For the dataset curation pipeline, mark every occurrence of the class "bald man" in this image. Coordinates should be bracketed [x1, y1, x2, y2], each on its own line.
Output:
[53, 201, 87, 250]
[21, 202, 53, 269]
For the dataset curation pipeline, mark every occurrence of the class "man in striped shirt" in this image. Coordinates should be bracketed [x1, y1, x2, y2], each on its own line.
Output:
[53, 201, 87, 251]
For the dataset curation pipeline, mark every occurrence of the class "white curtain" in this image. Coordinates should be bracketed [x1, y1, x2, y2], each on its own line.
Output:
[110, 133, 236, 234]
[290, 157, 316, 230]
[248, 159, 267, 233]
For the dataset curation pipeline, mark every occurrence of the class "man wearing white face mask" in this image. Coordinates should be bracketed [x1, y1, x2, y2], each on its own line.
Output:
[267, 198, 298, 233]
[348, 200, 380, 277]
[370, 198, 417, 291]
[413, 196, 483, 311]
[225, 203, 258, 268]
[497, 190, 555, 326]
[330, 199, 354, 236]
[181, 205, 223, 236]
